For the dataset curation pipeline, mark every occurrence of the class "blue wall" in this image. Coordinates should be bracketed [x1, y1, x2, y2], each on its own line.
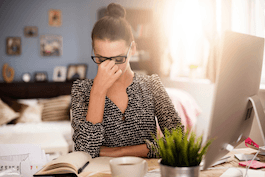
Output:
[0, 0, 158, 82]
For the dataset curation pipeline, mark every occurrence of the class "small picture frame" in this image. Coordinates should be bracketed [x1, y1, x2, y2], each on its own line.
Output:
[24, 26, 38, 37]
[40, 35, 63, 56]
[6, 37, 21, 55]
[67, 64, 88, 81]
[49, 9, 62, 27]
[34, 72, 48, 82]
[53, 66, 67, 82]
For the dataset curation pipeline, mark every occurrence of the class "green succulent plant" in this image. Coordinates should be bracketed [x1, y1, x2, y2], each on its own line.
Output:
[151, 126, 213, 167]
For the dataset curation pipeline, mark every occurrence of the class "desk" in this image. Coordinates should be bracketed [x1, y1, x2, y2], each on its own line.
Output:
[85, 148, 265, 177]
[200, 148, 265, 177]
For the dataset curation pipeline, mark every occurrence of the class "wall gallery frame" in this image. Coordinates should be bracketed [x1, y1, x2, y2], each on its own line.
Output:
[67, 64, 87, 81]
[6, 37, 21, 55]
[40, 35, 63, 57]
[53, 66, 67, 82]
[34, 72, 48, 82]
[49, 9, 62, 27]
[24, 26, 38, 37]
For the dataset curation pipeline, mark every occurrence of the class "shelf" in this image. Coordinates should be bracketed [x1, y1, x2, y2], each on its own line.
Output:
[0, 81, 73, 99]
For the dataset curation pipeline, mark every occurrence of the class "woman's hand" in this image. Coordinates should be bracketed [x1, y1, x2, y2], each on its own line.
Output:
[99, 146, 124, 157]
[93, 60, 122, 95]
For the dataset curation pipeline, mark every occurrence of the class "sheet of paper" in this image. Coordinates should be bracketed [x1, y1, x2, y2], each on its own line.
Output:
[0, 144, 43, 163]
[0, 144, 49, 177]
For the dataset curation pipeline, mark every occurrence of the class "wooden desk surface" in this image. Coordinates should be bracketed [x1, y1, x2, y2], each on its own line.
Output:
[200, 148, 265, 177]
[83, 148, 265, 177]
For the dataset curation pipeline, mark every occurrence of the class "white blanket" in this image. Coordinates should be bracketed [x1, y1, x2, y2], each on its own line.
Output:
[0, 121, 72, 151]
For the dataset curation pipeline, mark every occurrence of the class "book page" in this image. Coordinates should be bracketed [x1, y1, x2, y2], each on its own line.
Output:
[45, 163, 76, 171]
[50, 151, 92, 170]
[82, 157, 113, 174]
[35, 167, 77, 175]
[35, 151, 92, 175]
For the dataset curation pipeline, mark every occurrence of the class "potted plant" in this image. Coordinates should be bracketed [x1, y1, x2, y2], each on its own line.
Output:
[151, 126, 213, 177]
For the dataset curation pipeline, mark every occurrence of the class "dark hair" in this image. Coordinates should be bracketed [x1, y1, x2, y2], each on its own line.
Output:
[91, 3, 134, 46]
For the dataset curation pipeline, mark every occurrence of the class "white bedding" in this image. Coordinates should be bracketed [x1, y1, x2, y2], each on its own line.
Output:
[0, 121, 72, 151]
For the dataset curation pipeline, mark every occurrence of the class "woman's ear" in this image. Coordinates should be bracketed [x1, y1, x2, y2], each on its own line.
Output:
[130, 41, 137, 56]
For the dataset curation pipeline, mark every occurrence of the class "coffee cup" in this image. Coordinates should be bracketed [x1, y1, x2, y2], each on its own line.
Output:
[109, 156, 148, 177]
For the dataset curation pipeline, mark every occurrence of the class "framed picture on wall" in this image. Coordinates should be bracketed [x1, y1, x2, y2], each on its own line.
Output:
[40, 35, 63, 56]
[53, 66, 67, 82]
[34, 72, 48, 82]
[49, 9, 62, 27]
[66, 64, 87, 81]
[6, 37, 21, 55]
[24, 26, 38, 37]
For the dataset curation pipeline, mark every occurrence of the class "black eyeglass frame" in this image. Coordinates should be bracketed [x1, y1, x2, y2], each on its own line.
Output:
[91, 41, 133, 64]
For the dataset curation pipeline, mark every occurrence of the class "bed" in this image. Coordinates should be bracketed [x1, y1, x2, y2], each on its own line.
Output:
[0, 81, 73, 154]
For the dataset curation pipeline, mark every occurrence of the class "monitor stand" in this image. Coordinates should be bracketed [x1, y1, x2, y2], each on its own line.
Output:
[248, 95, 265, 149]
[219, 96, 265, 177]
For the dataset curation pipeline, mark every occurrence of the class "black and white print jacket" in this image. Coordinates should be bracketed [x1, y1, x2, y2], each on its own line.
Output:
[71, 73, 183, 158]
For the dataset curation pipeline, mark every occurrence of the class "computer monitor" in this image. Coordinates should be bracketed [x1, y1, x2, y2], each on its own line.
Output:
[202, 31, 265, 170]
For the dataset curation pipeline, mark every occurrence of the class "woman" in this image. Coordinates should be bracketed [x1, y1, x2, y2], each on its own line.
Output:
[71, 3, 183, 158]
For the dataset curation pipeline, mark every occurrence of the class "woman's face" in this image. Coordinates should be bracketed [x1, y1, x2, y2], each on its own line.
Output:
[93, 39, 133, 74]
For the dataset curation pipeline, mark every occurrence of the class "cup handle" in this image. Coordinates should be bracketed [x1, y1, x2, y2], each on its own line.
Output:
[142, 160, 148, 176]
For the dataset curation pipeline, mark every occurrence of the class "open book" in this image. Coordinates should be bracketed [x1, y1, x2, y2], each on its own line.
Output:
[34, 151, 113, 177]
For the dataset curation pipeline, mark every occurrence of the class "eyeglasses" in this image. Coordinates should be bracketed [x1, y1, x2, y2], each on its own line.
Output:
[91, 42, 133, 64]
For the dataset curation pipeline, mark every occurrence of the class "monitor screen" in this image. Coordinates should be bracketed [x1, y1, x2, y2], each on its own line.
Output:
[202, 31, 265, 170]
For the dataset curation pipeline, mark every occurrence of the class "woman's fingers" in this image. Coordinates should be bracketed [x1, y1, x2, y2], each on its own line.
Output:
[103, 60, 116, 70]
[94, 59, 122, 91]
[114, 69, 122, 78]
[100, 60, 120, 74]
[110, 64, 119, 73]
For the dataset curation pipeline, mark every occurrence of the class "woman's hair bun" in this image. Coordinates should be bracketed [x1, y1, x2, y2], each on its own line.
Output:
[106, 3, 126, 18]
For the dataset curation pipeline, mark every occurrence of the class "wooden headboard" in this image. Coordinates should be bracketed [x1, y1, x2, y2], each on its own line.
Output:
[0, 81, 73, 99]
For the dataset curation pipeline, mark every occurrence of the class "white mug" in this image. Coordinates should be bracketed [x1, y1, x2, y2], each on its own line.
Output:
[109, 156, 148, 177]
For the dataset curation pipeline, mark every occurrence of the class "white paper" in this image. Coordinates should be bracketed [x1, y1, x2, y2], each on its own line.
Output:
[0, 144, 49, 177]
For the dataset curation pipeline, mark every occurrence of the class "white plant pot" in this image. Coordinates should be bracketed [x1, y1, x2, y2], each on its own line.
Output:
[159, 159, 200, 177]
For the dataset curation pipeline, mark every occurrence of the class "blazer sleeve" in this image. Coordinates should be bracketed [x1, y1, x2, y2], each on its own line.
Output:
[145, 74, 184, 158]
[71, 79, 105, 158]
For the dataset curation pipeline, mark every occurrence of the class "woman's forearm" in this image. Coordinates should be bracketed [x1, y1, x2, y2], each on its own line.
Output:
[121, 144, 149, 157]
[86, 85, 107, 124]
[100, 144, 149, 157]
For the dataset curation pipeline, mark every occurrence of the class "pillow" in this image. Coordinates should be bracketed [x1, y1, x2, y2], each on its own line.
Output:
[0, 95, 23, 112]
[0, 99, 20, 125]
[38, 95, 71, 121]
[17, 99, 38, 106]
[14, 103, 44, 123]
